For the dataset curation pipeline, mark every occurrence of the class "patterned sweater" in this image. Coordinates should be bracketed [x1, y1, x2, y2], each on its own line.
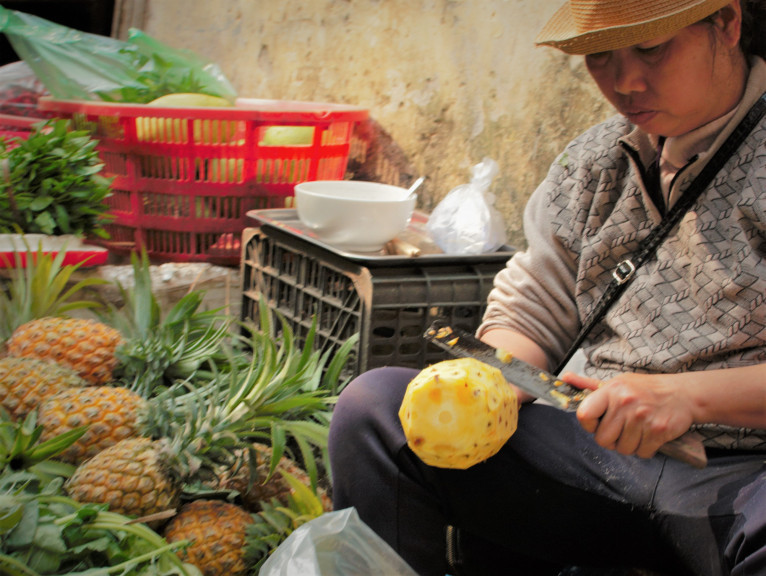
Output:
[478, 58, 766, 386]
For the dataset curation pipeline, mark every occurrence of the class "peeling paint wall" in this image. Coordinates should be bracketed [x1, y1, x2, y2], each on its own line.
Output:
[135, 0, 615, 249]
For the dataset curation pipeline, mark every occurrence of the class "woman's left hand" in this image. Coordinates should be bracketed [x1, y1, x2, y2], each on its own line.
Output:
[563, 371, 695, 459]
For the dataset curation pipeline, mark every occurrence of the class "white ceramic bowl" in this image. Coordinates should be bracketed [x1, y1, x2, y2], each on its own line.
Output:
[295, 180, 416, 252]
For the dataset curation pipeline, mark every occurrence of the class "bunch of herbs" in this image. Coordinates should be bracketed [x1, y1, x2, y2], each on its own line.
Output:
[0, 119, 113, 238]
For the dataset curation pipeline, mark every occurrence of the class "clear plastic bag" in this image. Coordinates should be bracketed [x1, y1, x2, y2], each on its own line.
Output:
[0, 61, 57, 118]
[260, 507, 418, 576]
[0, 7, 236, 103]
[426, 157, 507, 254]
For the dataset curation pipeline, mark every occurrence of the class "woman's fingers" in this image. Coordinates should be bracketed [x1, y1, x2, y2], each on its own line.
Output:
[560, 371, 602, 391]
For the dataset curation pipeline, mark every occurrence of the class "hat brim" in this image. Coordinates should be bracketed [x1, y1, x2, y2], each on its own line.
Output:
[535, 0, 732, 55]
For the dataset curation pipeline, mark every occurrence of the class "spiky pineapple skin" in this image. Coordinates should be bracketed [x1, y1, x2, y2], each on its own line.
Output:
[399, 357, 518, 469]
[7, 317, 124, 385]
[38, 385, 148, 465]
[213, 444, 332, 512]
[65, 437, 181, 520]
[163, 499, 255, 576]
[0, 356, 88, 421]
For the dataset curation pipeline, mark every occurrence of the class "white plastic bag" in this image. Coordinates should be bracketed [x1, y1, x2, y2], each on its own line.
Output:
[260, 507, 418, 576]
[426, 157, 507, 254]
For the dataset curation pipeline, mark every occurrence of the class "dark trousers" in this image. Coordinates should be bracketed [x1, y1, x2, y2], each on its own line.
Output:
[328, 367, 766, 576]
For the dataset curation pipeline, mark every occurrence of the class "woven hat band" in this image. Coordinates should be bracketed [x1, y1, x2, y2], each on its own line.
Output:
[571, 0, 699, 32]
[537, 0, 731, 55]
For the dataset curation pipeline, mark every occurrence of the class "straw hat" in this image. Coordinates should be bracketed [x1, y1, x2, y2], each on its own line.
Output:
[536, 0, 732, 55]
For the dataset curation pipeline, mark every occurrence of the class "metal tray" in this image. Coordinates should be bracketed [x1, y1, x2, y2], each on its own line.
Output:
[246, 209, 516, 266]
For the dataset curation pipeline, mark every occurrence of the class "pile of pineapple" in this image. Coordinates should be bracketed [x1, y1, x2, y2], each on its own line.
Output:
[0, 249, 353, 575]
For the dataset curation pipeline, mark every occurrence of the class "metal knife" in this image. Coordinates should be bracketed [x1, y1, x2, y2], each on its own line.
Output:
[424, 320, 708, 468]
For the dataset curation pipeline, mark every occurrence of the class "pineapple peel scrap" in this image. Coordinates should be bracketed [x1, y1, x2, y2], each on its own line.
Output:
[398, 357, 518, 470]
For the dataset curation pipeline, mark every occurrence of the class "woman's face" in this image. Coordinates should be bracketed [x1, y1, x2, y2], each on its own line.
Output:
[585, 4, 747, 137]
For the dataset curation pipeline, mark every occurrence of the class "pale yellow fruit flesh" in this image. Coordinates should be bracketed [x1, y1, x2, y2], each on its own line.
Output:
[399, 357, 518, 469]
[261, 125, 314, 146]
[138, 93, 236, 144]
[147, 93, 233, 108]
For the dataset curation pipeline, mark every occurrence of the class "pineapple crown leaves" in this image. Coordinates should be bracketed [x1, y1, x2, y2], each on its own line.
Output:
[0, 410, 87, 475]
[243, 470, 326, 572]
[225, 297, 357, 418]
[217, 299, 357, 488]
[0, 244, 109, 342]
[0, 119, 114, 238]
[142, 382, 250, 483]
[139, 301, 354, 491]
[105, 251, 233, 393]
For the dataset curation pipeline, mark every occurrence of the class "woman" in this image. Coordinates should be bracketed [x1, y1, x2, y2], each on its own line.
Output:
[328, 0, 766, 574]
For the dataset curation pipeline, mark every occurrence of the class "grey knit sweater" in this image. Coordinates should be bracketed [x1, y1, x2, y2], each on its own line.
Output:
[478, 58, 766, 385]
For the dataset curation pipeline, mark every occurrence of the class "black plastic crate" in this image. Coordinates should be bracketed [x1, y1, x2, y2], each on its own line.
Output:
[240, 213, 515, 379]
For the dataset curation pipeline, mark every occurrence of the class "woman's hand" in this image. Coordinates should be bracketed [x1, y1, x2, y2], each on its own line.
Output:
[564, 371, 695, 459]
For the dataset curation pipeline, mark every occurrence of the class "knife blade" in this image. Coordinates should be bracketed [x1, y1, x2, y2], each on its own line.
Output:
[424, 320, 708, 469]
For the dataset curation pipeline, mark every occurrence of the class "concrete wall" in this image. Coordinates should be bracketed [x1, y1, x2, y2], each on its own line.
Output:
[119, 0, 615, 249]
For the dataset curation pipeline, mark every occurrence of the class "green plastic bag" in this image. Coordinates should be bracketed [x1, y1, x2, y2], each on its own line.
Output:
[0, 6, 237, 103]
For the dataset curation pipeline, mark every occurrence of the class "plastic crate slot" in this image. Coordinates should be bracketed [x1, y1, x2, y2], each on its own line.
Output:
[255, 158, 311, 184]
[99, 115, 124, 140]
[316, 288, 360, 338]
[258, 125, 315, 147]
[106, 189, 132, 214]
[322, 122, 352, 145]
[101, 150, 128, 177]
[192, 195, 241, 220]
[197, 158, 243, 184]
[144, 229, 183, 256]
[138, 154, 188, 181]
[449, 305, 483, 320]
[198, 231, 236, 254]
[208, 233, 240, 254]
[141, 192, 190, 218]
[101, 224, 135, 246]
[316, 156, 345, 180]
[136, 117, 187, 144]
[68, 113, 96, 136]
[266, 243, 298, 280]
[275, 277, 297, 311]
[194, 119, 241, 145]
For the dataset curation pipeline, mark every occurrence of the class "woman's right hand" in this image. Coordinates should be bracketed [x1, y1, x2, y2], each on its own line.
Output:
[566, 371, 695, 459]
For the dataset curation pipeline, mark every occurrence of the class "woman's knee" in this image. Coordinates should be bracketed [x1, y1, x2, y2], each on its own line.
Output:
[334, 366, 416, 419]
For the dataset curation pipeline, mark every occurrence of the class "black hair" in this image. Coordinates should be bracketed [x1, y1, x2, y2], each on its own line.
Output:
[740, 0, 766, 57]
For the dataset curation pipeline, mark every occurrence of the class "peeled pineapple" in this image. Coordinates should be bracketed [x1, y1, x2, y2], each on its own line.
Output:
[399, 357, 518, 469]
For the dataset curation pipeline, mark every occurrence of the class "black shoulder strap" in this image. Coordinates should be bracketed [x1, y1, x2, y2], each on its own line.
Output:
[555, 93, 766, 374]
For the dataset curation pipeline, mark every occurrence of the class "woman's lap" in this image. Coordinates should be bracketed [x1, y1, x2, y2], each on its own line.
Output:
[328, 366, 766, 576]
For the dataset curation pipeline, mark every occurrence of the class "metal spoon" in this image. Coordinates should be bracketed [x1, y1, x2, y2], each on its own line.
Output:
[406, 176, 425, 200]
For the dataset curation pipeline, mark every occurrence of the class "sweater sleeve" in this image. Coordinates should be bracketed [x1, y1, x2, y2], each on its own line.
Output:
[477, 154, 582, 369]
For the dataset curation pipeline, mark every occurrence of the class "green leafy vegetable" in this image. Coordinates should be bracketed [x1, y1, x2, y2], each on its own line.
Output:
[0, 119, 113, 237]
[0, 411, 202, 576]
[98, 50, 208, 104]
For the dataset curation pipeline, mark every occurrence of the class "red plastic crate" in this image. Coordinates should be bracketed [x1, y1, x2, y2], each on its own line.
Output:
[38, 97, 368, 265]
[0, 234, 108, 268]
[0, 113, 44, 144]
